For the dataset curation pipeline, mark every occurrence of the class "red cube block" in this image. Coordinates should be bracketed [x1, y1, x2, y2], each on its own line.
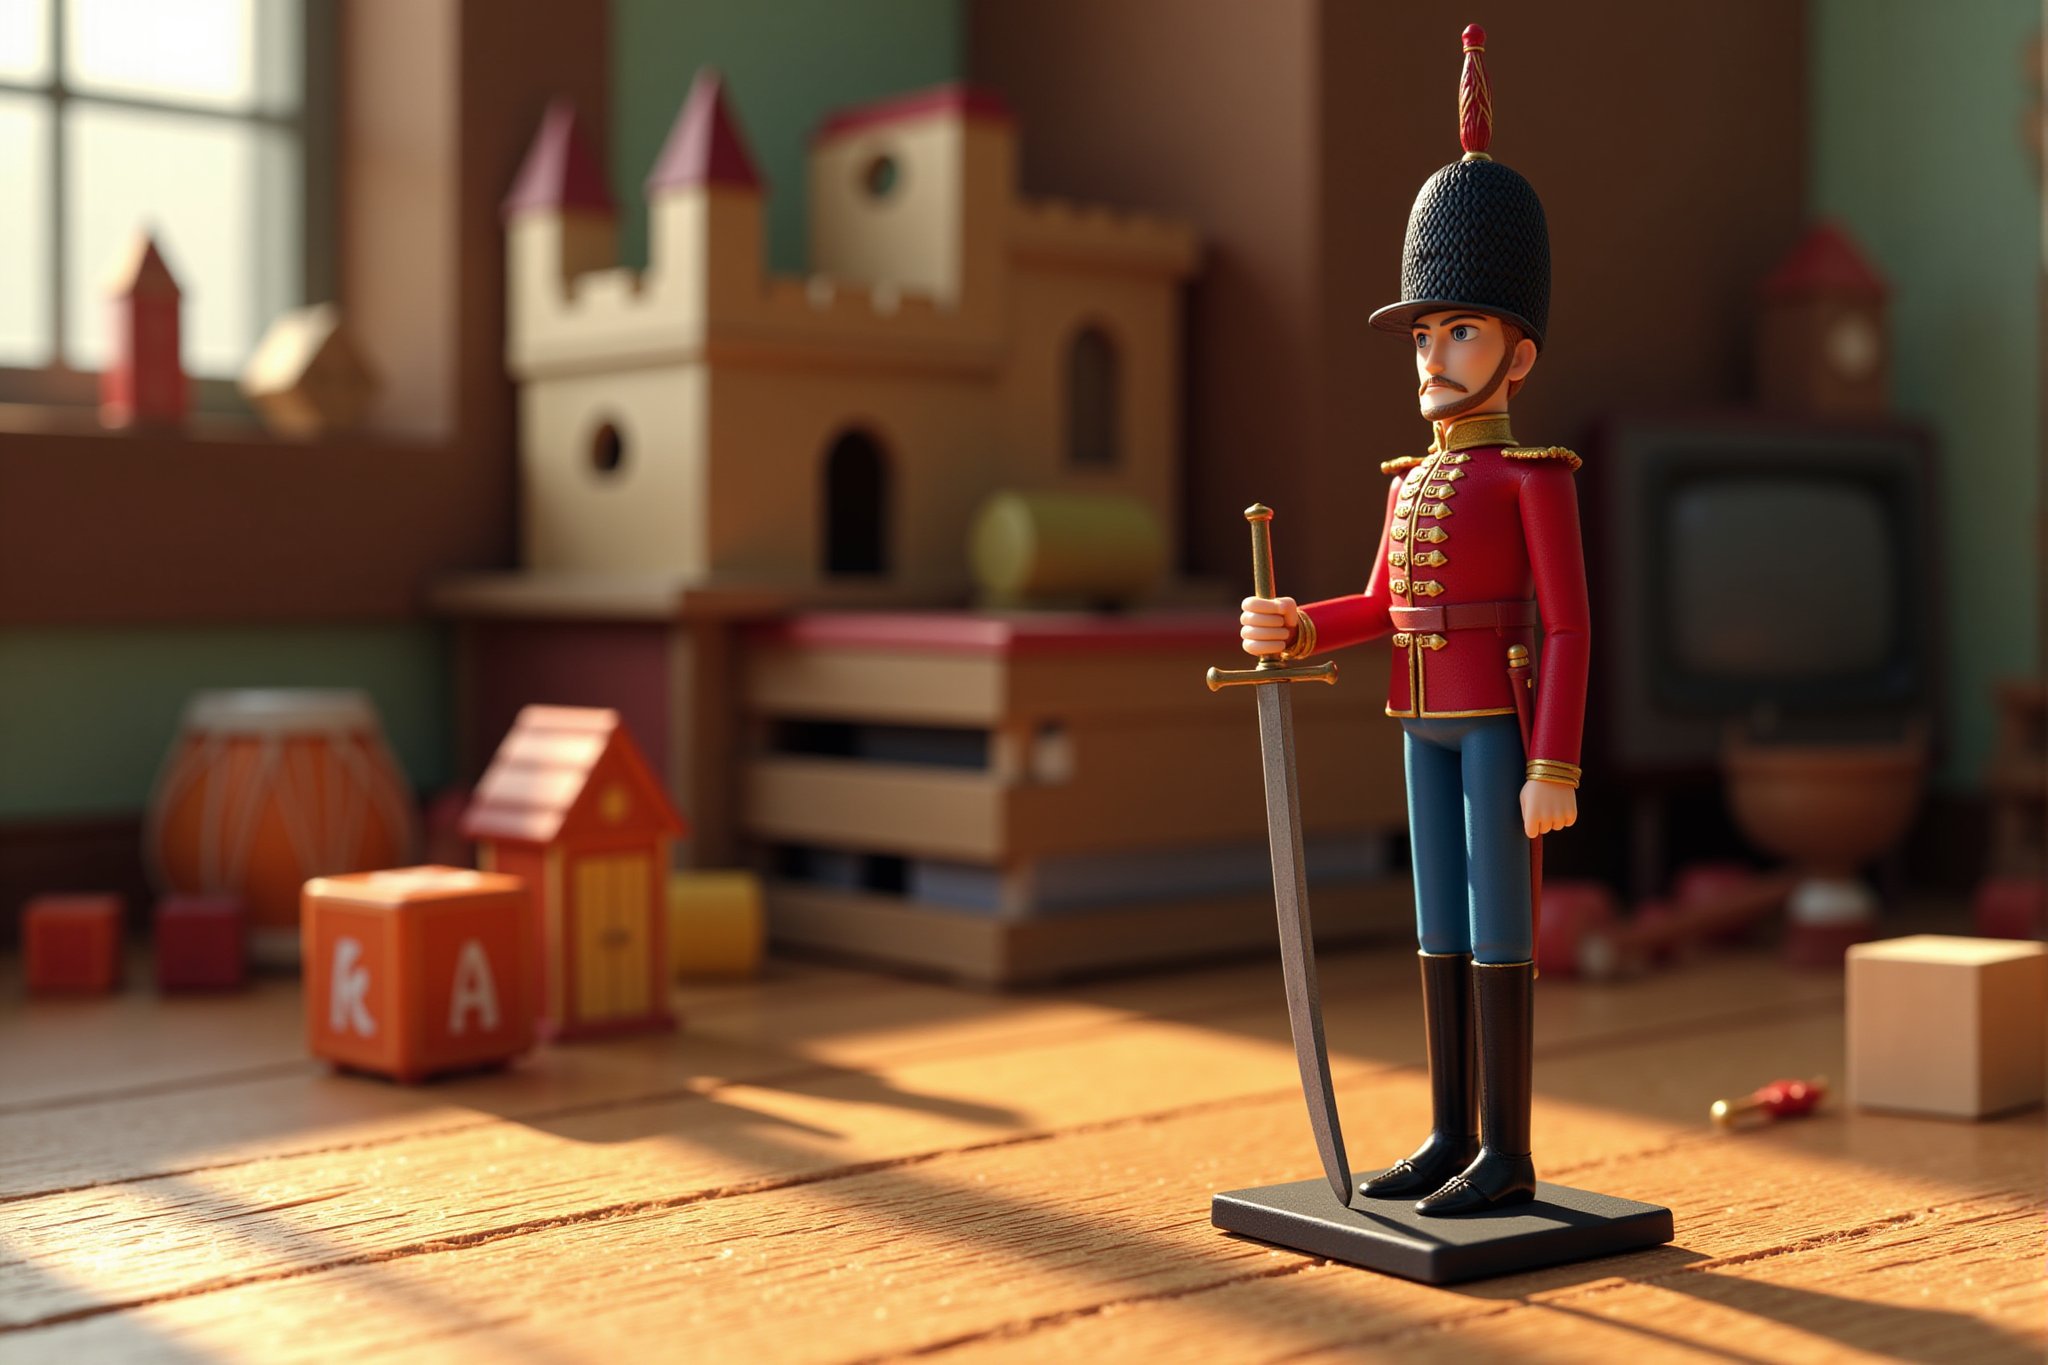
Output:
[155, 894, 247, 992]
[302, 867, 534, 1083]
[1974, 876, 2046, 941]
[25, 894, 123, 994]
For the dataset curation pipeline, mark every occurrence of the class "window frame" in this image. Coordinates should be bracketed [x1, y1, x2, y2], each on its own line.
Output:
[0, 0, 336, 414]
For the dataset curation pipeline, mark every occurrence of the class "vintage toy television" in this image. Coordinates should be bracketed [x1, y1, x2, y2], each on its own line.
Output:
[1595, 415, 1939, 778]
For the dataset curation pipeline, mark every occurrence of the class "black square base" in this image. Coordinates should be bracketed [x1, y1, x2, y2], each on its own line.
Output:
[1213, 1170, 1673, 1285]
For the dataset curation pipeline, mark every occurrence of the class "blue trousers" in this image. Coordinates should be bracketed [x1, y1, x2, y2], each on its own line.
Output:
[1402, 715, 1533, 964]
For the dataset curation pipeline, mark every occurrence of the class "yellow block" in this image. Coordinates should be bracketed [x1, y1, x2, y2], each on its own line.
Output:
[668, 870, 765, 979]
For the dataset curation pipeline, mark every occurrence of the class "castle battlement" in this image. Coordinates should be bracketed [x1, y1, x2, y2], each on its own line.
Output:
[1014, 198, 1201, 275]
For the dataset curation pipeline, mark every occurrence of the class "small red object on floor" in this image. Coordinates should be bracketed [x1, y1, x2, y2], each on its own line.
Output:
[1711, 1076, 1827, 1127]
[154, 894, 247, 992]
[24, 894, 123, 994]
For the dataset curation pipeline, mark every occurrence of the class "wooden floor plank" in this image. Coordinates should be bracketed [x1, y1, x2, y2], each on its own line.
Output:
[5, 1018, 2035, 1364]
[11, 986, 2027, 1364]
[0, 950, 1838, 1202]
[0, 955, 1838, 1332]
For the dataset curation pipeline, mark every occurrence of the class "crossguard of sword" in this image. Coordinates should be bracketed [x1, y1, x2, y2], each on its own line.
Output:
[1206, 504, 1339, 692]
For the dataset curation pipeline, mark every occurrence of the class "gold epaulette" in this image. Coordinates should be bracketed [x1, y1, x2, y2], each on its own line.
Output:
[1501, 445, 1583, 471]
[1381, 455, 1427, 475]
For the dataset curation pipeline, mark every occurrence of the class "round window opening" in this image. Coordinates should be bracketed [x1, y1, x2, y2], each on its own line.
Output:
[590, 422, 625, 476]
[863, 155, 900, 199]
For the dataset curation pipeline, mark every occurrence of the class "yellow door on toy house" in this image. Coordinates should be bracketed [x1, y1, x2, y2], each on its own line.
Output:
[572, 848, 655, 1022]
[462, 706, 688, 1039]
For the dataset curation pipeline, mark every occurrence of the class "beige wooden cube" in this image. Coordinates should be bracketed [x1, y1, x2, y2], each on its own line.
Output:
[1847, 935, 2047, 1119]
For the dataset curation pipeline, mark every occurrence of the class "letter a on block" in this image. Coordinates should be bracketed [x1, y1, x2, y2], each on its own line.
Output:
[447, 939, 502, 1036]
[331, 937, 376, 1036]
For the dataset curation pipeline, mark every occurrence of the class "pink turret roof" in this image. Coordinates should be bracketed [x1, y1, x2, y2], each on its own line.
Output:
[503, 99, 615, 220]
[646, 68, 762, 194]
[1761, 222, 1887, 301]
[813, 83, 1014, 145]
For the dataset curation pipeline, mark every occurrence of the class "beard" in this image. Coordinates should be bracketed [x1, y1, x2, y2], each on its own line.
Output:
[1417, 345, 1516, 423]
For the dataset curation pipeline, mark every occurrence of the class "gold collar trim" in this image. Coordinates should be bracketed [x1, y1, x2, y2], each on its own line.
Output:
[1428, 413, 1515, 454]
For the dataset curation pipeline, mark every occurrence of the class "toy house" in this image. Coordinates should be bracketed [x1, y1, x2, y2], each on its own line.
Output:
[239, 303, 381, 439]
[462, 705, 686, 1038]
[100, 230, 186, 429]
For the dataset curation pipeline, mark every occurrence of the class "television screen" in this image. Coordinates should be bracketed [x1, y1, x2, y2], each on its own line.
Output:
[1666, 475, 1896, 681]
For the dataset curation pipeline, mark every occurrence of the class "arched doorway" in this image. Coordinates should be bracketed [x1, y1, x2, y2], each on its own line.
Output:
[822, 428, 889, 576]
[1066, 324, 1120, 468]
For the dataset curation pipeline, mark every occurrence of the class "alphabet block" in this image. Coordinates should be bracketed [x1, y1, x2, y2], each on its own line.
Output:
[154, 894, 247, 992]
[25, 894, 123, 994]
[302, 867, 534, 1083]
[1847, 935, 2048, 1119]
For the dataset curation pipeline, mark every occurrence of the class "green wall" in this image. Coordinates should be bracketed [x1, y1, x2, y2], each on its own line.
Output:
[1812, 0, 2041, 788]
[0, 627, 452, 819]
[611, 0, 964, 273]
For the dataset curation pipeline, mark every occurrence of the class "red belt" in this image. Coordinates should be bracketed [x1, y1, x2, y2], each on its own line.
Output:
[1388, 599, 1538, 634]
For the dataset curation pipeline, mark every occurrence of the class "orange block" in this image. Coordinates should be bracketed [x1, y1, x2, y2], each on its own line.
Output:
[302, 867, 535, 1083]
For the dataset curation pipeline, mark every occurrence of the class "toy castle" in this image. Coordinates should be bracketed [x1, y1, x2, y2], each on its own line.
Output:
[503, 70, 1198, 592]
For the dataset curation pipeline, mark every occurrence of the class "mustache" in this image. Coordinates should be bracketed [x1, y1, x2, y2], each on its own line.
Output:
[1419, 376, 1469, 396]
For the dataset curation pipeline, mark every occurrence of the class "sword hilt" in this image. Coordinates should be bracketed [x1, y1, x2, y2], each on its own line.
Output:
[1208, 503, 1339, 692]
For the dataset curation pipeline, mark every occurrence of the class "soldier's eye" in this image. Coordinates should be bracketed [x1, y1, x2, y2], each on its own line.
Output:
[1413, 333, 1429, 350]
[1450, 324, 1476, 342]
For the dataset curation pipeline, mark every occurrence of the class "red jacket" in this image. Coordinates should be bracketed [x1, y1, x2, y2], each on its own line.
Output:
[1296, 428, 1590, 772]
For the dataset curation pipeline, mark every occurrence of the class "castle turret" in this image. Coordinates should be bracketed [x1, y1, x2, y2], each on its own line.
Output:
[807, 85, 1014, 326]
[503, 100, 616, 370]
[647, 68, 765, 327]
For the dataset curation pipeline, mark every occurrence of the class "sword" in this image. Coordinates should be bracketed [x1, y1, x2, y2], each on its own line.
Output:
[1206, 504, 1352, 1207]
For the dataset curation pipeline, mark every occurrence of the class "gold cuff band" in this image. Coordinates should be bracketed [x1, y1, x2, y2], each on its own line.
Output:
[1286, 607, 1318, 660]
[1526, 759, 1582, 789]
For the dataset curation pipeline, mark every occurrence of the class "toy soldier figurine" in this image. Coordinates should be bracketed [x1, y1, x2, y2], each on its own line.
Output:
[1239, 24, 1588, 1216]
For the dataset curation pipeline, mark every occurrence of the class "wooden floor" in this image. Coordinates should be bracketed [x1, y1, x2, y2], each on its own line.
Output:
[0, 941, 2041, 1363]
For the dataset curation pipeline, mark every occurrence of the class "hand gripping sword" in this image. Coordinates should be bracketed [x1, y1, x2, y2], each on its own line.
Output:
[1206, 504, 1353, 1207]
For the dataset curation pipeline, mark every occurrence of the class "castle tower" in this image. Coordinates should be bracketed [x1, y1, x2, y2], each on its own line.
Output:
[503, 99, 617, 373]
[647, 68, 765, 328]
[807, 86, 1014, 326]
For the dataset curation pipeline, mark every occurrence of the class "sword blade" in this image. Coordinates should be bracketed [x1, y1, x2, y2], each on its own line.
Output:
[1253, 682, 1353, 1207]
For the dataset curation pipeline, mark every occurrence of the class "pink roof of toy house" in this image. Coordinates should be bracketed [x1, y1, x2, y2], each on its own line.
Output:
[1760, 222, 1887, 301]
[503, 99, 616, 219]
[813, 83, 1014, 145]
[462, 705, 686, 846]
[646, 68, 762, 193]
[104, 232, 180, 298]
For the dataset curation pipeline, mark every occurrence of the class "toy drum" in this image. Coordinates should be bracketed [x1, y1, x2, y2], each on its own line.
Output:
[145, 690, 419, 964]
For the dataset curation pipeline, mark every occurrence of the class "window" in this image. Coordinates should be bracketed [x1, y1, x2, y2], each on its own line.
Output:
[1066, 323, 1120, 467]
[0, 0, 329, 403]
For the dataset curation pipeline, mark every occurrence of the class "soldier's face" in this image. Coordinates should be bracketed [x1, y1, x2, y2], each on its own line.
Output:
[1412, 312, 1524, 422]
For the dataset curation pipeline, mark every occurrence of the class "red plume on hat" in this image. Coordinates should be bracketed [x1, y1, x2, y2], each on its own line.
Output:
[1459, 24, 1493, 159]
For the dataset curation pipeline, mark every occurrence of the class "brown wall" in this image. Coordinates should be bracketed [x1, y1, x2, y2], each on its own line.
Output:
[971, 0, 1807, 602]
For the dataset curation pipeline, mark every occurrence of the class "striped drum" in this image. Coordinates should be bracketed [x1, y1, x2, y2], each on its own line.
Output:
[145, 690, 419, 964]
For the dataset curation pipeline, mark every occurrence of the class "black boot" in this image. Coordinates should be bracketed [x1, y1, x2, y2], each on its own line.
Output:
[1417, 960, 1535, 1216]
[1359, 951, 1476, 1200]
